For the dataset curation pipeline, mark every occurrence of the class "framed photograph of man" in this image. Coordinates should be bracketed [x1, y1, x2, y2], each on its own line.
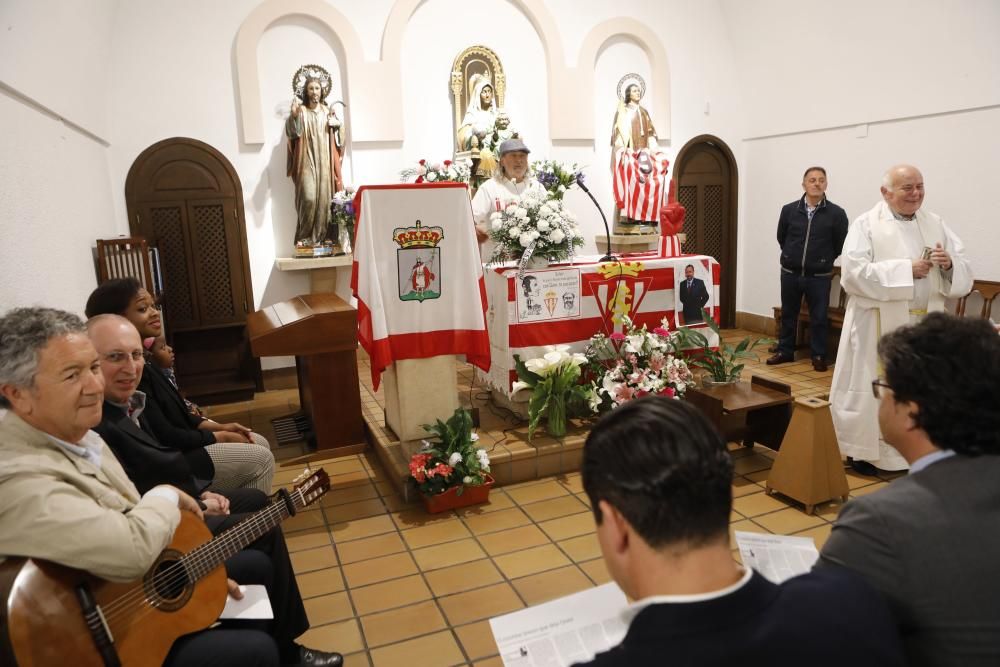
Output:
[675, 261, 713, 326]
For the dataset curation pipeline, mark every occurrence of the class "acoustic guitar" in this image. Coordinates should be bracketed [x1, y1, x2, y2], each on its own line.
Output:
[0, 468, 329, 666]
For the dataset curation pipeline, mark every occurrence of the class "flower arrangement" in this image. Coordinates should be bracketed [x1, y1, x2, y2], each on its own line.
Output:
[513, 345, 591, 439]
[408, 408, 491, 497]
[584, 315, 695, 412]
[400, 159, 471, 185]
[673, 308, 774, 384]
[330, 187, 356, 253]
[486, 189, 584, 266]
[532, 160, 584, 201]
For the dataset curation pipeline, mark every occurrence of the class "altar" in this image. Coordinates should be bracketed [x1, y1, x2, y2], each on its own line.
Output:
[478, 251, 721, 396]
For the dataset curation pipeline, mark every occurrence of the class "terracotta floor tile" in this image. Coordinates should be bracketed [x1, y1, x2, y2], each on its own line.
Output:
[477, 524, 550, 557]
[556, 474, 585, 495]
[558, 533, 602, 562]
[733, 491, 792, 517]
[494, 544, 572, 579]
[324, 498, 388, 523]
[303, 591, 355, 626]
[752, 507, 826, 534]
[297, 566, 346, 598]
[286, 528, 333, 553]
[412, 537, 487, 571]
[505, 479, 571, 505]
[795, 522, 833, 550]
[519, 494, 589, 522]
[424, 559, 504, 597]
[351, 573, 432, 616]
[297, 620, 365, 656]
[341, 552, 418, 588]
[512, 565, 594, 605]
[401, 517, 473, 549]
[438, 582, 525, 625]
[324, 457, 368, 476]
[369, 630, 465, 667]
[337, 531, 407, 565]
[845, 471, 882, 489]
[284, 508, 328, 534]
[390, 506, 458, 530]
[330, 469, 374, 490]
[361, 599, 447, 647]
[537, 511, 595, 541]
[455, 490, 515, 515]
[732, 476, 765, 497]
[342, 652, 371, 667]
[321, 483, 379, 507]
[291, 545, 339, 573]
[473, 657, 504, 667]
[578, 558, 613, 585]
[455, 620, 500, 661]
[331, 514, 397, 543]
[463, 507, 532, 535]
[744, 469, 770, 483]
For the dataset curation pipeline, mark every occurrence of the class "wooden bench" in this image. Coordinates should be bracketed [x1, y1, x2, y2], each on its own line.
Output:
[772, 275, 1000, 354]
[771, 267, 846, 355]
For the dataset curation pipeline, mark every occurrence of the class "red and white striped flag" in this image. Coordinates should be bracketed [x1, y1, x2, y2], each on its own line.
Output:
[613, 149, 670, 222]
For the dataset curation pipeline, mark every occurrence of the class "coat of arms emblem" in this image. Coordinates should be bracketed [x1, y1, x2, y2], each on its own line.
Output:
[393, 220, 444, 302]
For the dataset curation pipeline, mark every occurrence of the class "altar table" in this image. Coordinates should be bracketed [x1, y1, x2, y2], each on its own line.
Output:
[478, 252, 721, 396]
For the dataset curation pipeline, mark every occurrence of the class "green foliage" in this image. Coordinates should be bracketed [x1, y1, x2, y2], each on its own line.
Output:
[672, 309, 774, 383]
[513, 353, 590, 440]
[410, 408, 489, 497]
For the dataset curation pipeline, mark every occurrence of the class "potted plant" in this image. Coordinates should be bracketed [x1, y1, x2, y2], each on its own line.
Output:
[513, 345, 590, 439]
[583, 315, 695, 412]
[674, 308, 774, 386]
[408, 408, 494, 513]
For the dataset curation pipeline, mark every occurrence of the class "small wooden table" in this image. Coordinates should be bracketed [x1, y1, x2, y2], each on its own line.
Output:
[686, 376, 794, 450]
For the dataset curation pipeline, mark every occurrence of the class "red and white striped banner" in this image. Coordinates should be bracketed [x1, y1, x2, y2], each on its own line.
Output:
[613, 149, 670, 222]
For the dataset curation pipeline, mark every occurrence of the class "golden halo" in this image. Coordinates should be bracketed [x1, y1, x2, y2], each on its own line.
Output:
[616, 73, 646, 102]
[292, 64, 333, 101]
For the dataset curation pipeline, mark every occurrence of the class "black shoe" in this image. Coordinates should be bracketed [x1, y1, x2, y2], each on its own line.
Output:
[849, 458, 879, 476]
[291, 645, 343, 667]
[766, 352, 794, 365]
[811, 356, 828, 372]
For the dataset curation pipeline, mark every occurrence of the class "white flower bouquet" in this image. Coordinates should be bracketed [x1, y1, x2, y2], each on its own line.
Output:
[400, 159, 471, 184]
[513, 345, 591, 439]
[486, 189, 584, 266]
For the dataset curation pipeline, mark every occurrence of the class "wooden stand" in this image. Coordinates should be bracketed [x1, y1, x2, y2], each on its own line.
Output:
[765, 396, 849, 514]
[247, 293, 365, 455]
[686, 375, 793, 450]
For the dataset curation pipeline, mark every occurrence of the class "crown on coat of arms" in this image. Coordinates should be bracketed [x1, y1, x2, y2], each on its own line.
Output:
[393, 220, 444, 249]
[596, 261, 644, 279]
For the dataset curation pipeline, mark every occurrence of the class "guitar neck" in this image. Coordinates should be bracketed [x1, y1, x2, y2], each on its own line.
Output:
[181, 490, 303, 581]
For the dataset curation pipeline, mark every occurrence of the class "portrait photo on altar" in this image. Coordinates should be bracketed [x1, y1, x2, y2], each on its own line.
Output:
[515, 268, 582, 323]
[675, 261, 713, 327]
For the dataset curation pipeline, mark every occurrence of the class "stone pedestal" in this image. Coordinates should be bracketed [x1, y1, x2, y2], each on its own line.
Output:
[383, 355, 459, 442]
[274, 255, 352, 293]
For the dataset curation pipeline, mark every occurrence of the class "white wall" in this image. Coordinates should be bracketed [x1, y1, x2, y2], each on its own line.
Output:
[722, 0, 1000, 318]
[0, 0, 118, 313]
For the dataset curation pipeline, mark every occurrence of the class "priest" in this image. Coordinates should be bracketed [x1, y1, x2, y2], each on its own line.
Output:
[830, 164, 973, 474]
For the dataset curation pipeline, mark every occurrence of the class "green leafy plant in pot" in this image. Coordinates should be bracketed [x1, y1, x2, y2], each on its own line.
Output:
[673, 308, 774, 384]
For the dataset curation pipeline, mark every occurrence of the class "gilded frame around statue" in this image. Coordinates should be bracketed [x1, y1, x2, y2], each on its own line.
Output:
[451, 45, 506, 159]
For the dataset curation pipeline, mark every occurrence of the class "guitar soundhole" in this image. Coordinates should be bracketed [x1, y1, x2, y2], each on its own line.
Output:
[143, 549, 193, 612]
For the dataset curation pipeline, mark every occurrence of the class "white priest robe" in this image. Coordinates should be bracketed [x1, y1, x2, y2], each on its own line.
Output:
[830, 201, 973, 469]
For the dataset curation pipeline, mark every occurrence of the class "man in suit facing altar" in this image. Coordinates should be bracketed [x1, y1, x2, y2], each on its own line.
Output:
[574, 396, 904, 666]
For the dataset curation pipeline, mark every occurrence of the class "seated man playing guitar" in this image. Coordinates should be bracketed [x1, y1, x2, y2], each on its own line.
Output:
[0, 307, 341, 667]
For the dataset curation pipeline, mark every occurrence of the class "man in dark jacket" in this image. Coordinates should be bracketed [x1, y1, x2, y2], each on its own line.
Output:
[768, 166, 848, 371]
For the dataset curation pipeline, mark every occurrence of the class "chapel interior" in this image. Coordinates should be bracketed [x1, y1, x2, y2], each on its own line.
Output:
[2, 1, 999, 665]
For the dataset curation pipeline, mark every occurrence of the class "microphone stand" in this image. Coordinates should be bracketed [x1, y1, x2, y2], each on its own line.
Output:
[577, 181, 615, 262]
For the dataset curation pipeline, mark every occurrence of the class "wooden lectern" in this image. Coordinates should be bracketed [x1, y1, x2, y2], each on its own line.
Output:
[247, 293, 365, 455]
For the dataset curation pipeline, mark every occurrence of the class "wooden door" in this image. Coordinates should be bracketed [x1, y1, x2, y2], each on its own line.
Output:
[674, 136, 738, 327]
[126, 138, 261, 404]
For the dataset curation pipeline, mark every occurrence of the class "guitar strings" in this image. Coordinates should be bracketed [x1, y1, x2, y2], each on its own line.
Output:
[95, 486, 313, 628]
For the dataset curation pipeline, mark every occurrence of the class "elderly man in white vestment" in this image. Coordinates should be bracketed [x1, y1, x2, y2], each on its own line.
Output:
[830, 165, 973, 473]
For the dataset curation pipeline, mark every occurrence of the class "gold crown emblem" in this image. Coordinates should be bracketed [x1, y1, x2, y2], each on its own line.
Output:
[596, 261, 644, 279]
[393, 220, 444, 249]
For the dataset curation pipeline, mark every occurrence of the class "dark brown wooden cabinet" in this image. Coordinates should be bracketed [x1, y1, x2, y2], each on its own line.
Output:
[126, 138, 261, 404]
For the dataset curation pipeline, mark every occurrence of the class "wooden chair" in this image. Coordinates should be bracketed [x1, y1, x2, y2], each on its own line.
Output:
[95, 236, 161, 297]
[955, 279, 1000, 322]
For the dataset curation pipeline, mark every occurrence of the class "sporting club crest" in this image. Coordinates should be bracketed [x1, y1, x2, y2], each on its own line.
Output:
[393, 220, 444, 302]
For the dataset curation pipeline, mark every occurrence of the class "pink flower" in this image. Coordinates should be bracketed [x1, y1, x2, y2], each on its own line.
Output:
[609, 332, 626, 342]
[658, 386, 676, 398]
[652, 327, 669, 337]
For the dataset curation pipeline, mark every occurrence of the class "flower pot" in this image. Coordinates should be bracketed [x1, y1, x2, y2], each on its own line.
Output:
[702, 376, 740, 389]
[546, 395, 567, 438]
[421, 474, 495, 514]
[523, 255, 550, 270]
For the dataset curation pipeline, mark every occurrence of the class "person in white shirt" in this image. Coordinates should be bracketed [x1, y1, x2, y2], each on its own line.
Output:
[470, 137, 546, 245]
[575, 397, 904, 667]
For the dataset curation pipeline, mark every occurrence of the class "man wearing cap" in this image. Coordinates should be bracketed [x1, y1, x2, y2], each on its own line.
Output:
[471, 137, 547, 245]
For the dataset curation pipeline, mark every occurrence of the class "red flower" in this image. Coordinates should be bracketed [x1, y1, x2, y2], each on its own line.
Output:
[658, 386, 676, 398]
[444, 160, 452, 167]
[415, 176, 424, 183]
[418, 159, 426, 166]
[609, 332, 626, 342]
[652, 327, 669, 336]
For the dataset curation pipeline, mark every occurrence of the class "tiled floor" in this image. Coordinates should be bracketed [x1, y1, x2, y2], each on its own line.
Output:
[205, 329, 903, 667]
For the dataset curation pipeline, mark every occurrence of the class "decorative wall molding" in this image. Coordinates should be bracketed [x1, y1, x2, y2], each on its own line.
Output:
[234, 0, 671, 146]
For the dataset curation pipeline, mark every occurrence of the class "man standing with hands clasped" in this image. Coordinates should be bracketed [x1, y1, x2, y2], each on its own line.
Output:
[768, 167, 848, 372]
[830, 164, 972, 474]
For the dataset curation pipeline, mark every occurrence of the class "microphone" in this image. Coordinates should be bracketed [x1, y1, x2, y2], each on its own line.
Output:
[576, 179, 615, 262]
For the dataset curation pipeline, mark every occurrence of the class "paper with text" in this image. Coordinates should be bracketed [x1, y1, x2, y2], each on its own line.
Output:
[490, 582, 628, 666]
[220, 584, 273, 620]
[735, 531, 819, 583]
